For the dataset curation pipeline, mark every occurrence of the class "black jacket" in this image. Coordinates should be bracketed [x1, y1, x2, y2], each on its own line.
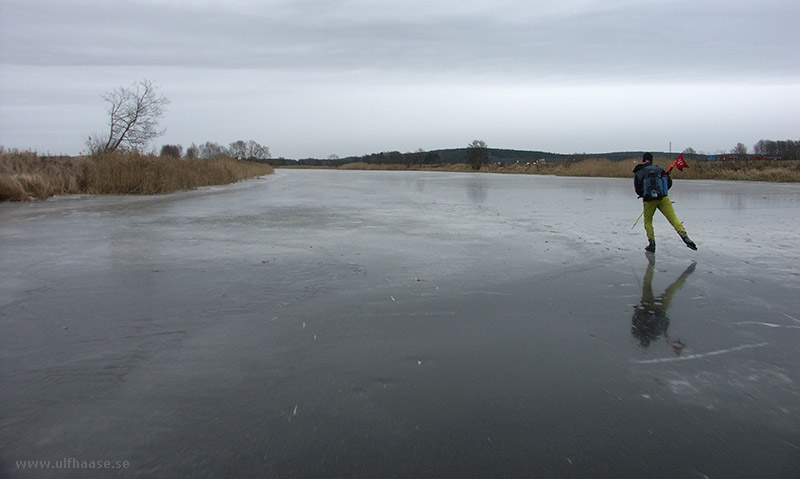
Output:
[633, 163, 672, 200]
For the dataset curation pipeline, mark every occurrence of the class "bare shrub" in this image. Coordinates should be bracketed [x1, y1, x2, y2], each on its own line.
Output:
[160, 144, 183, 158]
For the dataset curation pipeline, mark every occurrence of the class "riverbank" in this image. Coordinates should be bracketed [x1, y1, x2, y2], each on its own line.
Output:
[336, 158, 800, 182]
[0, 151, 275, 201]
[4, 152, 798, 202]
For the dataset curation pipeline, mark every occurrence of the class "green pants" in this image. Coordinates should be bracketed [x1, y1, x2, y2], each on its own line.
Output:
[643, 196, 686, 240]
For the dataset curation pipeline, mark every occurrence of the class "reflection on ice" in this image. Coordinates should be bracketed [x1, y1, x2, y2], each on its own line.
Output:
[465, 177, 488, 204]
[631, 253, 696, 355]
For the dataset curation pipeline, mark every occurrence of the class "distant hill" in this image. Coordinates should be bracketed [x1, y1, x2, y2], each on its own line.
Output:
[269, 148, 701, 166]
[430, 148, 671, 164]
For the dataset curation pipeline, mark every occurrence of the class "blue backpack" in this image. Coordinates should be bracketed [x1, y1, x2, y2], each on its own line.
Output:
[642, 165, 669, 200]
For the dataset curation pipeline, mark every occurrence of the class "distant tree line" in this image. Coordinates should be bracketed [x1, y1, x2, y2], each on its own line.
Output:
[269, 142, 580, 167]
[684, 139, 800, 161]
[159, 140, 271, 162]
[354, 149, 443, 166]
[269, 148, 606, 167]
[752, 139, 800, 161]
[269, 150, 442, 167]
[166, 138, 797, 166]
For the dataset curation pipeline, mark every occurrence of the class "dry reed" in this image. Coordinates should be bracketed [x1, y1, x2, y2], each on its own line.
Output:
[1, 151, 274, 201]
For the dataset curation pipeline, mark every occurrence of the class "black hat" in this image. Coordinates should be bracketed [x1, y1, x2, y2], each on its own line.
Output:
[642, 152, 653, 163]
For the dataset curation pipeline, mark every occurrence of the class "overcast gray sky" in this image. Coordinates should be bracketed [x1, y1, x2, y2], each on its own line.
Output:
[1, 0, 798, 158]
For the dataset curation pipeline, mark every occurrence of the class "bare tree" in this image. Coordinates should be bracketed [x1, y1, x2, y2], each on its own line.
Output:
[185, 143, 200, 159]
[229, 140, 248, 160]
[87, 79, 169, 154]
[247, 140, 270, 161]
[731, 142, 748, 160]
[467, 140, 489, 170]
[160, 144, 183, 158]
[229, 140, 271, 161]
[199, 141, 227, 159]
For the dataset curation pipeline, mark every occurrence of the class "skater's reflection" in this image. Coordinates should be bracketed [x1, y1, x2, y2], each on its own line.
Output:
[466, 177, 488, 204]
[632, 254, 697, 356]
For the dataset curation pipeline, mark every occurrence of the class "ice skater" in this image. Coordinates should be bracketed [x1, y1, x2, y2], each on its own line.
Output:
[631, 254, 697, 355]
[633, 152, 697, 253]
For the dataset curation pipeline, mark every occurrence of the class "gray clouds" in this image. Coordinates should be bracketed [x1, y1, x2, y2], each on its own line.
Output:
[4, 0, 797, 78]
[1, 0, 798, 157]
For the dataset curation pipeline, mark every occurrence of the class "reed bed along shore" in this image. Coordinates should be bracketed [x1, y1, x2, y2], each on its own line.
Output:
[0, 151, 274, 201]
[337, 158, 800, 182]
[4, 153, 797, 202]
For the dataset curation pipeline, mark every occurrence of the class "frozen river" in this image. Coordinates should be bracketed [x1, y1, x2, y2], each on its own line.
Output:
[2, 169, 799, 478]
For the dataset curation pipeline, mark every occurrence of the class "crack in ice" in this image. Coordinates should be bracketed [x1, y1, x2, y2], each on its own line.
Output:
[633, 342, 770, 364]
[734, 321, 800, 329]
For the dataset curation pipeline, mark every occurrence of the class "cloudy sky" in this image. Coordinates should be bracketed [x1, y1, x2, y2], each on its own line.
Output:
[1, 0, 798, 159]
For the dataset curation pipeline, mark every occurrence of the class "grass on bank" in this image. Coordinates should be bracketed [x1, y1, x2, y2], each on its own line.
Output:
[0, 151, 274, 201]
[338, 158, 800, 182]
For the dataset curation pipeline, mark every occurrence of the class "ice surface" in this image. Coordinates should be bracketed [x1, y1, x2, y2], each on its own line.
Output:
[1, 170, 799, 478]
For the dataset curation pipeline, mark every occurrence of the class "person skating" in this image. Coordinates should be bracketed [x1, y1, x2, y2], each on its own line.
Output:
[633, 152, 697, 252]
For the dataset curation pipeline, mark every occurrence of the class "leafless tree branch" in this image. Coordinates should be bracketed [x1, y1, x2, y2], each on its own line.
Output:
[87, 79, 169, 154]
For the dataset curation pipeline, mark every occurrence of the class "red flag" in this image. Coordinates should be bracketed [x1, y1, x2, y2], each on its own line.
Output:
[674, 153, 689, 171]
